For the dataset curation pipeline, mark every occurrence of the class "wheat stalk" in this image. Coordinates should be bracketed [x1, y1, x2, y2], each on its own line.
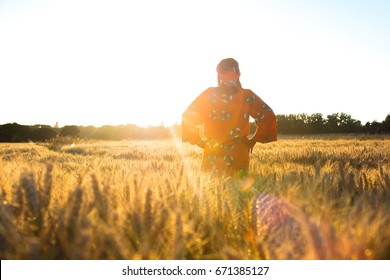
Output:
[91, 174, 108, 221]
[0, 203, 20, 258]
[252, 193, 309, 259]
[19, 172, 41, 232]
[172, 211, 185, 259]
[66, 185, 83, 242]
[41, 162, 54, 210]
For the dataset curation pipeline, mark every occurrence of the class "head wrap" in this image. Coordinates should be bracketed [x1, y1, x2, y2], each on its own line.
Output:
[217, 58, 241, 87]
[217, 58, 240, 74]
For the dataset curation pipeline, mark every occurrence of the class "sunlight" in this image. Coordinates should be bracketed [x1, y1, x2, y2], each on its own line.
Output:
[1, 0, 389, 126]
[168, 125, 200, 190]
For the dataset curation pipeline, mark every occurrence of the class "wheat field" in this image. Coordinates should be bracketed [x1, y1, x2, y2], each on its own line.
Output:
[0, 136, 389, 260]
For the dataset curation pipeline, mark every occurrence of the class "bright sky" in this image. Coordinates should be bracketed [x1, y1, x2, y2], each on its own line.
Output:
[1, 0, 389, 127]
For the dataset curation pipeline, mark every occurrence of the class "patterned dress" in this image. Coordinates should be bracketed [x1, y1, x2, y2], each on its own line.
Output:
[182, 87, 277, 177]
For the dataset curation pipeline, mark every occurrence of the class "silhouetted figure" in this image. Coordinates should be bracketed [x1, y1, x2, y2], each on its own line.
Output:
[182, 58, 277, 178]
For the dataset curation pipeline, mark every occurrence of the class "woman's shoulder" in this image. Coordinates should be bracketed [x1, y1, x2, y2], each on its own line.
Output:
[240, 88, 256, 96]
[200, 87, 219, 97]
[207, 87, 218, 92]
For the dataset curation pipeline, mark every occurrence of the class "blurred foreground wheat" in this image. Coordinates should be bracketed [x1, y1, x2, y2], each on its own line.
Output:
[0, 137, 389, 259]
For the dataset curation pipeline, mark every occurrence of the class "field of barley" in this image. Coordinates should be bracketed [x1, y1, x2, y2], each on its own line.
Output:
[0, 135, 389, 260]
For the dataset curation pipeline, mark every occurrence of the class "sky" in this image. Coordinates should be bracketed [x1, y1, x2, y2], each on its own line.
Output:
[1, 0, 389, 127]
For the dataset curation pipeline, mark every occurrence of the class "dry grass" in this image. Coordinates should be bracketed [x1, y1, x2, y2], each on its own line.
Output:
[0, 137, 389, 260]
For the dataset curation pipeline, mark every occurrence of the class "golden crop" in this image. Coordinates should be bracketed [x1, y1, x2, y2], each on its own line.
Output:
[0, 136, 389, 260]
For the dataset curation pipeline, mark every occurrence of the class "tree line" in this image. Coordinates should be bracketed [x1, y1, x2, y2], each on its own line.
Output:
[276, 113, 390, 135]
[0, 123, 179, 142]
[0, 113, 389, 142]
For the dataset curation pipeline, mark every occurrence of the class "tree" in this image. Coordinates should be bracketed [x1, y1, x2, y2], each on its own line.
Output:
[0, 123, 31, 142]
[381, 114, 390, 133]
[276, 114, 308, 134]
[308, 113, 325, 134]
[325, 113, 362, 133]
[338, 113, 361, 133]
[92, 125, 115, 140]
[275, 115, 290, 134]
[30, 126, 57, 141]
[326, 113, 341, 133]
[60, 125, 80, 138]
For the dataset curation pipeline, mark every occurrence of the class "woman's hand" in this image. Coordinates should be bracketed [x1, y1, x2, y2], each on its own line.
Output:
[242, 137, 257, 153]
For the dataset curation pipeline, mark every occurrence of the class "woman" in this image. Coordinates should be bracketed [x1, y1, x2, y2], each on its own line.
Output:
[182, 58, 277, 178]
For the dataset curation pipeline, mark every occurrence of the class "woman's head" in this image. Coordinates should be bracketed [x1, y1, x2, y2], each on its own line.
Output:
[217, 58, 242, 90]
